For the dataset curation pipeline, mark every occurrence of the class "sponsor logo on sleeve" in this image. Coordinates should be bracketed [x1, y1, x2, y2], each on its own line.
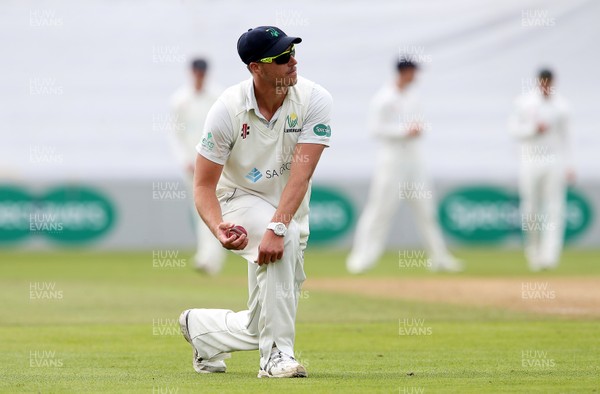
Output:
[313, 124, 331, 137]
[201, 132, 215, 151]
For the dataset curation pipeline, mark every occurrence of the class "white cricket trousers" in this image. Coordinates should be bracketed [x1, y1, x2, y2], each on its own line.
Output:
[184, 174, 225, 271]
[186, 190, 306, 369]
[519, 161, 566, 269]
[347, 140, 452, 271]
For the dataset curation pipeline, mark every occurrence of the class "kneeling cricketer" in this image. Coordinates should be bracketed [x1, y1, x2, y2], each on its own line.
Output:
[178, 25, 333, 378]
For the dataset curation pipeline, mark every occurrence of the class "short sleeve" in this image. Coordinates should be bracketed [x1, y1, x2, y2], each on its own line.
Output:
[298, 84, 333, 146]
[196, 99, 234, 165]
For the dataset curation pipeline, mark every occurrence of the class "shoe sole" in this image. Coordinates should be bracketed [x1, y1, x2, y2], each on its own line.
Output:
[257, 365, 308, 378]
[178, 310, 226, 374]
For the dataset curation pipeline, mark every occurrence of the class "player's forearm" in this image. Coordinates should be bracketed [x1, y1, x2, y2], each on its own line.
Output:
[272, 176, 310, 226]
[509, 110, 537, 139]
[272, 144, 324, 226]
[371, 120, 413, 139]
[511, 122, 537, 139]
[193, 155, 226, 235]
[194, 185, 223, 236]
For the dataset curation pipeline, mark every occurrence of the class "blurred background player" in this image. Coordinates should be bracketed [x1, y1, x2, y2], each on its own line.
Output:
[170, 58, 225, 274]
[346, 58, 462, 274]
[509, 69, 573, 271]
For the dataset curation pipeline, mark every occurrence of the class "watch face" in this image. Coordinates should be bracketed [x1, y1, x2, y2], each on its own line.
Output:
[275, 223, 286, 235]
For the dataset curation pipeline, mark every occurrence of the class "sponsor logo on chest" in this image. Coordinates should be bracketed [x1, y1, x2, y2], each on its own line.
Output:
[284, 113, 302, 133]
[243, 163, 292, 183]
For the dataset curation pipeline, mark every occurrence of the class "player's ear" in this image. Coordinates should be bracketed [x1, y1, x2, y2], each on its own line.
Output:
[248, 62, 262, 76]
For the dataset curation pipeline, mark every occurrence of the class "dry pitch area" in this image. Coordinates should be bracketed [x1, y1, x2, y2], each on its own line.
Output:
[306, 277, 600, 317]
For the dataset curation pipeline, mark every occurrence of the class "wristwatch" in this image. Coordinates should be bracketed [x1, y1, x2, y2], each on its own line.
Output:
[267, 222, 287, 237]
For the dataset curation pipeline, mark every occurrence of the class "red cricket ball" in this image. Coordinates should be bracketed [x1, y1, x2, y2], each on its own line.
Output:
[227, 225, 248, 238]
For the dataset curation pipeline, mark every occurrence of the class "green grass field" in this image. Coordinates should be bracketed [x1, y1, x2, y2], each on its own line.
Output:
[1, 248, 599, 393]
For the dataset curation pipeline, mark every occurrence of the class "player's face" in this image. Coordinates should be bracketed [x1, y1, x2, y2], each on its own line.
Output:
[538, 77, 553, 96]
[398, 68, 417, 87]
[192, 69, 206, 86]
[257, 46, 298, 88]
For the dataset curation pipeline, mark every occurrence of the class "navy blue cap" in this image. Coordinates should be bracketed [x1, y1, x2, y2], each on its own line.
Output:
[397, 57, 419, 71]
[191, 58, 208, 71]
[538, 68, 553, 80]
[237, 26, 302, 65]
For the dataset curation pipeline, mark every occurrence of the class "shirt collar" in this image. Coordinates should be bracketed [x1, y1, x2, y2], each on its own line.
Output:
[246, 78, 268, 123]
[245, 78, 259, 113]
[244, 78, 286, 124]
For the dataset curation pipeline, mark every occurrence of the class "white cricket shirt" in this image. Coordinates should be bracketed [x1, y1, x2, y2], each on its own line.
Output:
[197, 76, 332, 240]
[170, 85, 220, 167]
[509, 90, 571, 167]
[369, 83, 425, 160]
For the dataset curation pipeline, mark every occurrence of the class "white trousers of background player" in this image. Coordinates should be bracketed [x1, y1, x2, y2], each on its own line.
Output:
[346, 140, 454, 273]
[519, 160, 566, 270]
[185, 190, 306, 369]
[183, 173, 225, 273]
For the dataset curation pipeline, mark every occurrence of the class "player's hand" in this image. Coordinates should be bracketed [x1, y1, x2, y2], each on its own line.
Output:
[256, 230, 284, 266]
[536, 123, 548, 134]
[407, 124, 422, 138]
[216, 222, 248, 250]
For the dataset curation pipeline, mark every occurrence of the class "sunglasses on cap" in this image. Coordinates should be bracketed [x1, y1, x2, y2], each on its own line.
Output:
[258, 45, 295, 65]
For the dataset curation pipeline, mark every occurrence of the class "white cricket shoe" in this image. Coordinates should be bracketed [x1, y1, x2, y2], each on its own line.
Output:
[257, 348, 308, 378]
[346, 255, 375, 275]
[194, 260, 221, 276]
[429, 258, 464, 273]
[178, 309, 227, 373]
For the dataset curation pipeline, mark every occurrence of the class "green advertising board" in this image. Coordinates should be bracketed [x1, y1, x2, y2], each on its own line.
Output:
[309, 186, 354, 243]
[439, 186, 593, 243]
[0, 185, 116, 244]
